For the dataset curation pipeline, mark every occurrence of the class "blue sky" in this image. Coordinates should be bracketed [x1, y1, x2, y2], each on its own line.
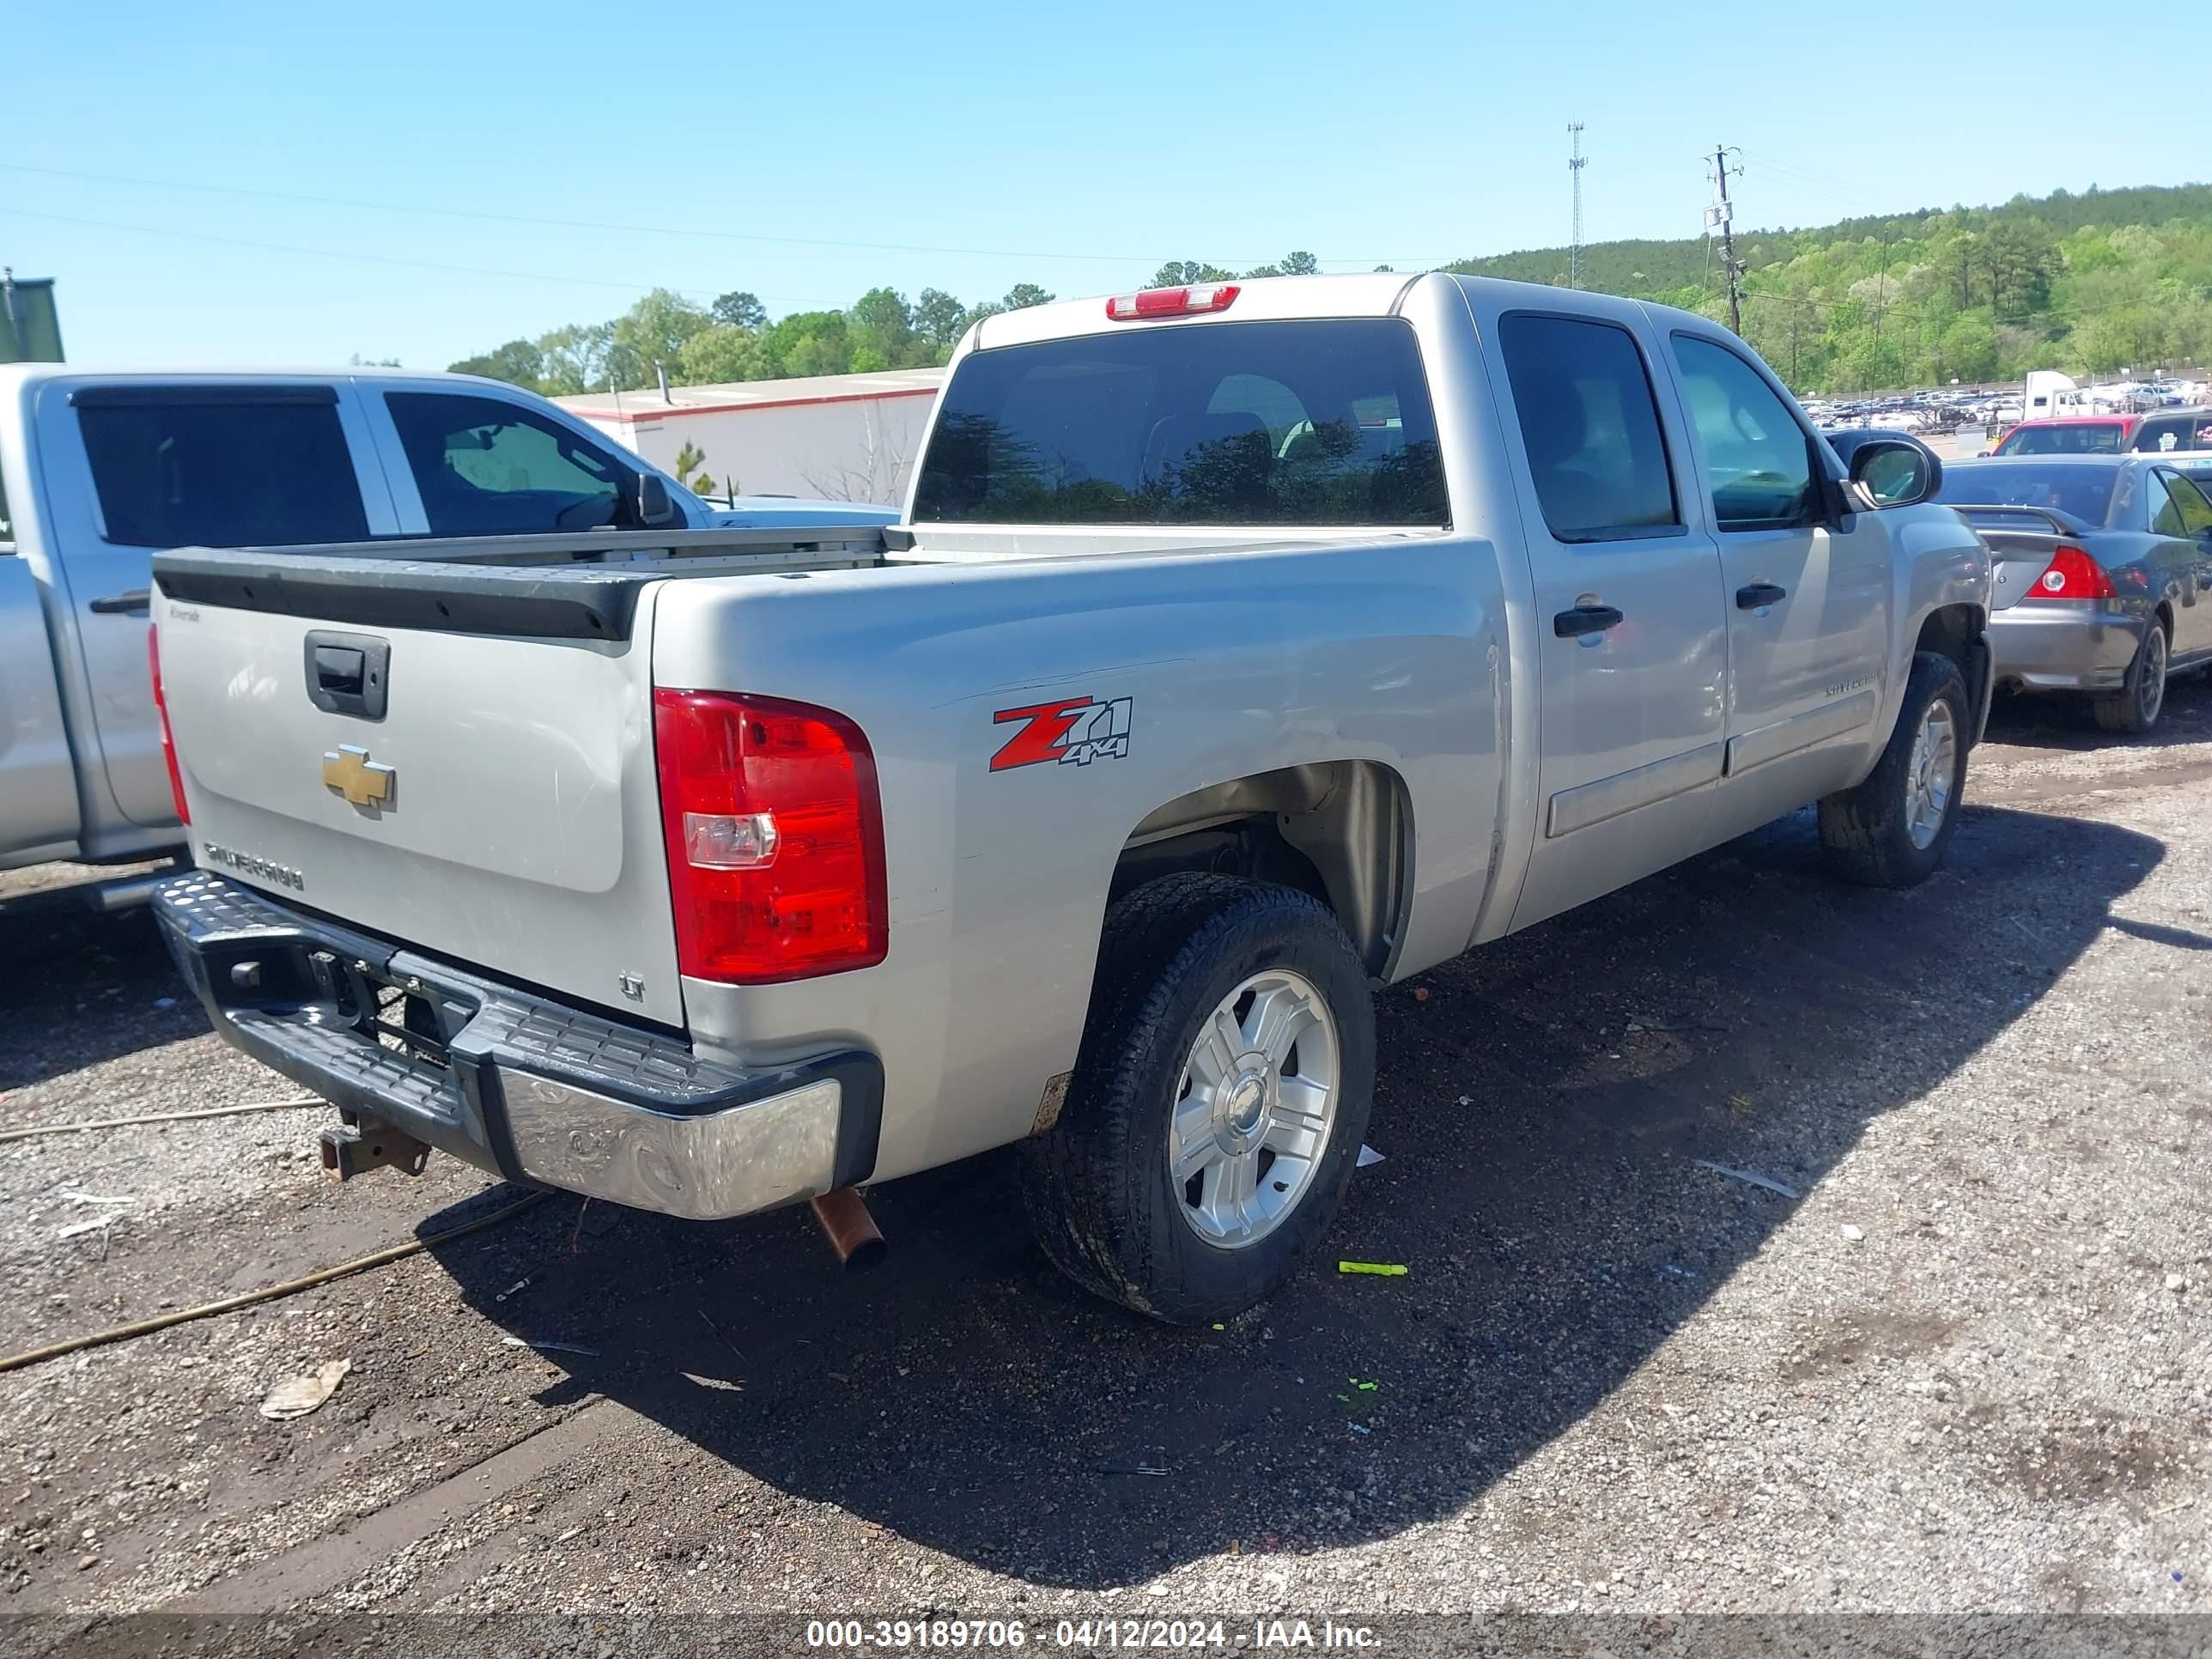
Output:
[7, 2, 2200, 370]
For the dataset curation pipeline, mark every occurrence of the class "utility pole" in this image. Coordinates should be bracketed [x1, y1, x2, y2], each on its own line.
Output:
[1709, 144, 1743, 335]
[1873, 227, 1892, 352]
[1567, 123, 1587, 289]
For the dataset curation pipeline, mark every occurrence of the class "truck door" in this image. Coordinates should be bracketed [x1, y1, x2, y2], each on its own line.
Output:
[33, 380, 398, 829]
[1487, 308, 1731, 932]
[0, 471, 82, 854]
[1665, 334, 1890, 836]
[2150, 469, 2212, 658]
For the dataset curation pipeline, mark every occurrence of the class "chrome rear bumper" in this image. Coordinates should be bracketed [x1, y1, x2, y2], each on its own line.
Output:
[152, 871, 882, 1220]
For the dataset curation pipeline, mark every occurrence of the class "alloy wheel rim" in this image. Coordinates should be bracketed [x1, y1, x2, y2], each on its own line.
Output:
[1905, 700, 1958, 851]
[1168, 969, 1340, 1249]
[2140, 629, 2167, 724]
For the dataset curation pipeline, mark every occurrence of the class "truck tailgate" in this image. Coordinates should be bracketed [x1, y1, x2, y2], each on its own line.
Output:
[153, 562, 683, 1027]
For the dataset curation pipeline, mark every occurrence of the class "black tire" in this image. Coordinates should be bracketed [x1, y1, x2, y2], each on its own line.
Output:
[2092, 618, 2168, 734]
[1019, 872, 1376, 1326]
[1817, 651, 1971, 889]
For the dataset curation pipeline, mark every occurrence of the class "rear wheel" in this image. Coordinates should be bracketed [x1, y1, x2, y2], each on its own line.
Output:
[2093, 618, 2168, 734]
[1019, 873, 1375, 1325]
[1817, 651, 1970, 889]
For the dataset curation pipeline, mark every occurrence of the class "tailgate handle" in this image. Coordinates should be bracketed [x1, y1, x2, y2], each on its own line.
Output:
[314, 646, 365, 696]
[303, 630, 391, 721]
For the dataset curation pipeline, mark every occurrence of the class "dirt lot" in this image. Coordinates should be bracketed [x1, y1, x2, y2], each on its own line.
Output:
[1, 684, 2207, 1640]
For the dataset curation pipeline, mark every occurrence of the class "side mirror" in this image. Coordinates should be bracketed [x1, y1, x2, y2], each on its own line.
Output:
[1850, 439, 1940, 508]
[634, 471, 678, 528]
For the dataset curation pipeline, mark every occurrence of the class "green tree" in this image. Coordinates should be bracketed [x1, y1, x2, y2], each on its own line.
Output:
[607, 289, 713, 391]
[1150, 260, 1236, 288]
[1936, 314, 2000, 382]
[1003, 283, 1054, 310]
[672, 440, 717, 495]
[675, 324, 769, 385]
[711, 290, 766, 330]
[534, 322, 614, 396]
[913, 288, 969, 352]
[761, 311, 854, 379]
[448, 338, 544, 389]
[849, 287, 916, 366]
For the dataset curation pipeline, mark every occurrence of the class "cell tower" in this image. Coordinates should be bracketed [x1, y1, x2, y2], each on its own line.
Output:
[1567, 122, 1587, 289]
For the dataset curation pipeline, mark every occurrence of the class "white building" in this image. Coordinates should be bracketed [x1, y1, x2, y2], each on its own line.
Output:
[554, 367, 945, 507]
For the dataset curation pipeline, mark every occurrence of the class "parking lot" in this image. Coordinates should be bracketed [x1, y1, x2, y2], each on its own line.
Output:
[2, 685, 2207, 1634]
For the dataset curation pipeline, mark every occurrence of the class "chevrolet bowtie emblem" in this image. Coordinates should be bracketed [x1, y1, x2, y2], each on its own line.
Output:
[322, 744, 396, 809]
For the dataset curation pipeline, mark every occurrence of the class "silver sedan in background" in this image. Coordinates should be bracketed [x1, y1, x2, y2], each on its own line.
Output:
[1935, 455, 2212, 732]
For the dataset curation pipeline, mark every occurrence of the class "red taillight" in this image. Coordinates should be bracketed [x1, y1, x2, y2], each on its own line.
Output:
[148, 625, 190, 826]
[653, 690, 886, 984]
[1103, 283, 1240, 321]
[2024, 544, 2117, 601]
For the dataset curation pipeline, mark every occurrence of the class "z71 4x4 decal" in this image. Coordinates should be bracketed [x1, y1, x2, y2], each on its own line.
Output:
[990, 696, 1133, 771]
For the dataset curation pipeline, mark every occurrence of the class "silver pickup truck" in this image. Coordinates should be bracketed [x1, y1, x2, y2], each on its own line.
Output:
[0, 364, 892, 902]
[149, 275, 1992, 1323]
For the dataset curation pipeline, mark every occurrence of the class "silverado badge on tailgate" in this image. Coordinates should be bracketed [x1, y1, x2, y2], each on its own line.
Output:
[990, 696, 1133, 771]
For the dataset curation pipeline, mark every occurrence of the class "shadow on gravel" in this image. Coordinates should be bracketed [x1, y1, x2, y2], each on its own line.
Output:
[0, 904, 205, 1092]
[425, 802, 2160, 1589]
[1984, 667, 2212, 751]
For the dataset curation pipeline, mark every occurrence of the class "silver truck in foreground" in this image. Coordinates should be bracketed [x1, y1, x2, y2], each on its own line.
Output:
[149, 275, 1992, 1322]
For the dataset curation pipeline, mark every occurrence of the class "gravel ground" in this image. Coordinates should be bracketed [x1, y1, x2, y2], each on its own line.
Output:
[0, 684, 2206, 1639]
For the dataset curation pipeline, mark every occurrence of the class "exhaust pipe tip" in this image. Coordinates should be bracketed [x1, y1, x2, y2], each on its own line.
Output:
[810, 1187, 886, 1273]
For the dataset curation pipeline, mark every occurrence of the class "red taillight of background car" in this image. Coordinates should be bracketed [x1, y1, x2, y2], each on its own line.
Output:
[2023, 544, 2118, 602]
[652, 689, 886, 984]
[148, 625, 190, 825]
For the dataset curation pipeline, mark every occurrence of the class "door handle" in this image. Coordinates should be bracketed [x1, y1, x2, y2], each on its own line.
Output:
[88, 588, 150, 615]
[1735, 582, 1789, 610]
[1553, 603, 1625, 639]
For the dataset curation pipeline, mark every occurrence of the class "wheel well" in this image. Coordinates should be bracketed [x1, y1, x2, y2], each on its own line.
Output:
[2154, 600, 2174, 639]
[1109, 761, 1410, 980]
[1915, 603, 1989, 736]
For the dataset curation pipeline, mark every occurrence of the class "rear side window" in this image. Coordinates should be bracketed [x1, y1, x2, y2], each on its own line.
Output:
[913, 319, 1447, 526]
[1497, 314, 1678, 541]
[1670, 335, 1819, 529]
[76, 390, 369, 548]
[2143, 471, 2177, 536]
[386, 392, 634, 536]
[2166, 473, 2212, 536]
[1997, 423, 2124, 456]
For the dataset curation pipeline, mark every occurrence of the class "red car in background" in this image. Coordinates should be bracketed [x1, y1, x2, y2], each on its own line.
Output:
[1991, 415, 2139, 456]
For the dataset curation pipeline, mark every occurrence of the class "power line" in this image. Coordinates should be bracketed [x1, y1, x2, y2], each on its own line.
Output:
[0, 203, 809, 303]
[0, 161, 1455, 273]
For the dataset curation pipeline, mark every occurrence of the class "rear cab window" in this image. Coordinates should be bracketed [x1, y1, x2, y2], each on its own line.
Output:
[913, 319, 1448, 526]
[1996, 423, 2124, 457]
[75, 386, 370, 547]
